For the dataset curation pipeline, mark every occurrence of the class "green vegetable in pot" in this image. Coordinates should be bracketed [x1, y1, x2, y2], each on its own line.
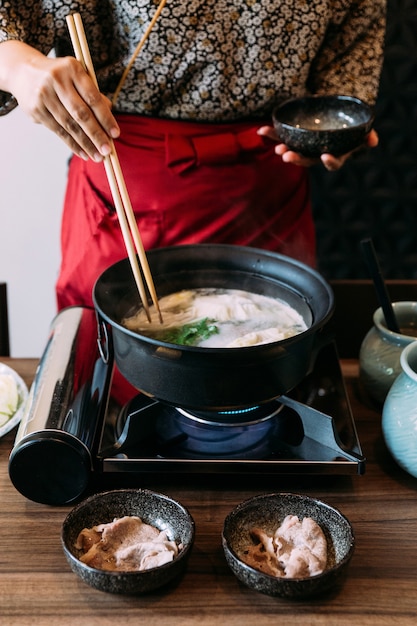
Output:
[150, 318, 219, 346]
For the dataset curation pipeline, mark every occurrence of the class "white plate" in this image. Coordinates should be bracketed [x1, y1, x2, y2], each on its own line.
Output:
[0, 362, 29, 439]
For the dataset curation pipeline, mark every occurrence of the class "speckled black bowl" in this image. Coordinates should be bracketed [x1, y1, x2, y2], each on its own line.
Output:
[272, 95, 374, 157]
[61, 488, 195, 595]
[222, 492, 354, 599]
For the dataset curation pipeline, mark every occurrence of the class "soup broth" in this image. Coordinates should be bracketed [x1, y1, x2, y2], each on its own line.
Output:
[122, 288, 308, 348]
[400, 326, 417, 338]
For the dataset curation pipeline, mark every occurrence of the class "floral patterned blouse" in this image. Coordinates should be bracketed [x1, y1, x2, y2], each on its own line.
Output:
[0, 0, 386, 121]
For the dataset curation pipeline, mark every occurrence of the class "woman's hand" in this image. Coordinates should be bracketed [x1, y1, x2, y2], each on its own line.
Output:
[258, 125, 379, 171]
[0, 41, 120, 161]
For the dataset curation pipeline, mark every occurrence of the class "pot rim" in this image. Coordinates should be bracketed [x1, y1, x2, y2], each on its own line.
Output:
[94, 243, 334, 353]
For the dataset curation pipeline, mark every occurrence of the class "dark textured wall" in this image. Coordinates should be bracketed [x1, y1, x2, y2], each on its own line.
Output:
[311, 0, 417, 279]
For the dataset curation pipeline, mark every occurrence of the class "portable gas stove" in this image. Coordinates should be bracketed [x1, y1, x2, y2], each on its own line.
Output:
[9, 307, 364, 506]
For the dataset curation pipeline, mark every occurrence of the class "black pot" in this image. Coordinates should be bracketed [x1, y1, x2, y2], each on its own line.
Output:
[93, 244, 334, 410]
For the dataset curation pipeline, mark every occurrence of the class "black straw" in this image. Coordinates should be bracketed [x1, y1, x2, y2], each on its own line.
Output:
[360, 238, 400, 333]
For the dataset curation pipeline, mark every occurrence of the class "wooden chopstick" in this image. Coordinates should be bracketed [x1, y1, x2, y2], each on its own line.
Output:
[66, 13, 162, 324]
[111, 0, 168, 107]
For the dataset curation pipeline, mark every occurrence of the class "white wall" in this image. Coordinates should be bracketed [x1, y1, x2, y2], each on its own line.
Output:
[0, 106, 70, 357]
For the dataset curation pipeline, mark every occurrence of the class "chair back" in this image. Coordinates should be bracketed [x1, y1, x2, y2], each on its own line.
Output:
[0, 283, 10, 357]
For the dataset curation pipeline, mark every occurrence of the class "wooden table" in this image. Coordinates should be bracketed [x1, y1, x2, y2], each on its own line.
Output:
[1, 357, 417, 626]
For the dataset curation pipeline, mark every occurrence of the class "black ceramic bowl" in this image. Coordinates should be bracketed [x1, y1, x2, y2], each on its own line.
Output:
[272, 95, 374, 157]
[61, 489, 195, 594]
[222, 493, 354, 599]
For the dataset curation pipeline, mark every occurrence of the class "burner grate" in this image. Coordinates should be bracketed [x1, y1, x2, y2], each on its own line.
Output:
[98, 341, 365, 475]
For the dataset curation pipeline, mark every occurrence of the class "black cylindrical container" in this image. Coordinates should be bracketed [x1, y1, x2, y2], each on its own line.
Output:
[8, 307, 111, 505]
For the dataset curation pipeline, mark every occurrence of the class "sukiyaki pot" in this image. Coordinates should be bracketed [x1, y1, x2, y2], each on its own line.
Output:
[93, 244, 334, 410]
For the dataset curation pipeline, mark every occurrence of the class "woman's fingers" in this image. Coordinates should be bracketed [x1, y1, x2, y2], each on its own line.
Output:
[258, 125, 379, 171]
[41, 61, 111, 160]
[257, 125, 279, 142]
[36, 57, 120, 160]
[32, 102, 91, 160]
[320, 130, 379, 171]
[9, 47, 119, 160]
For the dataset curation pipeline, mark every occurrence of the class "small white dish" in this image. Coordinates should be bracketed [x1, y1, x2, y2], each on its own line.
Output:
[0, 362, 29, 439]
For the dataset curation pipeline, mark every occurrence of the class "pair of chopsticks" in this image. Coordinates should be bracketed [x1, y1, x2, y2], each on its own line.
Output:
[66, 12, 162, 324]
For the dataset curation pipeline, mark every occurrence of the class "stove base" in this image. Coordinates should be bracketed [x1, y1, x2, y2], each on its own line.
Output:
[98, 341, 365, 476]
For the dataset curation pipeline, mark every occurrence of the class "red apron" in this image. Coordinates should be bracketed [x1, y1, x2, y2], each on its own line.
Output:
[56, 115, 316, 404]
[56, 114, 315, 310]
